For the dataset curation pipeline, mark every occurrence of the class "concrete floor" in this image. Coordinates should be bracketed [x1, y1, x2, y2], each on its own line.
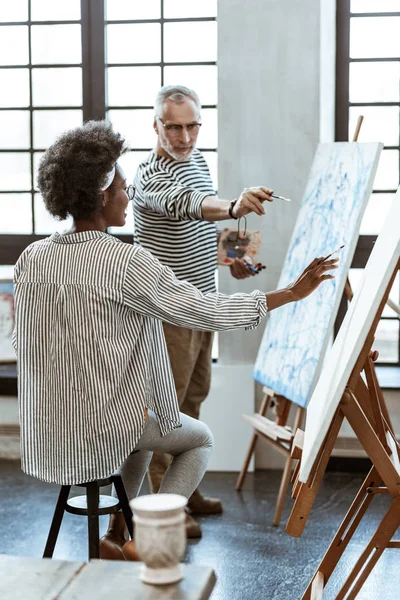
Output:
[0, 460, 398, 600]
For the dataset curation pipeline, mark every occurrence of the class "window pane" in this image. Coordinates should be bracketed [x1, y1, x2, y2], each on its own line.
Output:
[164, 65, 217, 105]
[351, 0, 400, 12]
[0, 193, 32, 233]
[33, 110, 82, 148]
[0, 68, 30, 107]
[0, 153, 31, 191]
[106, 0, 161, 20]
[118, 151, 150, 183]
[0, 26, 29, 65]
[202, 152, 218, 190]
[164, 22, 217, 63]
[107, 67, 161, 106]
[34, 194, 72, 235]
[360, 193, 395, 234]
[197, 108, 217, 149]
[350, 62, 400, 103]
[350, 17, 400, 58]
[373, 150, 399, 189]
[0, 110, 30, 149]
[349, 107, 399, 146]
[374, 319, 399, 363]
[32, 68, 82, 106]
[31, 0, 81, 21]
[107, 24, 161, 64]
[31, 25, 82, 64]
[164, 0, 217, 18]
[0, 0, 28, 22]
[33, 152, 44, 190]
[108, 109, 155, 148]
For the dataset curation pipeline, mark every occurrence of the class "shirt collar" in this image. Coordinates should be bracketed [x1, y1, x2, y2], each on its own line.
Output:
[50, 231, 114, 244]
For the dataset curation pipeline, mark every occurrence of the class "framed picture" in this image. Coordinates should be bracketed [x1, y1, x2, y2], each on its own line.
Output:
[0, 267, 15, 363]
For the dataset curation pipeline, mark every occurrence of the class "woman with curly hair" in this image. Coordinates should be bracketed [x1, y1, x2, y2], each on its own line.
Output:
[12, 120, 337, 560]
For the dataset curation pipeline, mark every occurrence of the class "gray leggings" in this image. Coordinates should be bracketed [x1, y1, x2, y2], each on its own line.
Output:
[112, 410, 214, 501]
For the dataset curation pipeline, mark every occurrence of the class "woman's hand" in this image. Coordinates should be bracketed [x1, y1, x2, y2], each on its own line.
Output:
[265, 257, 339, 312]
[287, 257, 339, 301]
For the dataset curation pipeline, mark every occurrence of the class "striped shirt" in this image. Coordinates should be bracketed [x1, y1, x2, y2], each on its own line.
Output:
[133, 149, 218, 293]
[13, 231, 267, 485]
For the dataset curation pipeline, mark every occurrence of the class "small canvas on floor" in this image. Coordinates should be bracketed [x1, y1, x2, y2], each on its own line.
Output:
[300, 189, 400, 482]
[253, 142, 382, 408]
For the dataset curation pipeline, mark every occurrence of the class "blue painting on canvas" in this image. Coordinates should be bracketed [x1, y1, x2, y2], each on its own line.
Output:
[253, 142, 382, 408]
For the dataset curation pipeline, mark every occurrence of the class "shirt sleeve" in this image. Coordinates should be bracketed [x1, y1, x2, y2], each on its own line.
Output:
[12, 247, 31, 353]
[138, 166, 210, 221]
[123, 246, 268, 331]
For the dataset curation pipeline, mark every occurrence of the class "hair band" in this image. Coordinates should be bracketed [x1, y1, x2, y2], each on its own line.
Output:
[100, 165, 116, 191]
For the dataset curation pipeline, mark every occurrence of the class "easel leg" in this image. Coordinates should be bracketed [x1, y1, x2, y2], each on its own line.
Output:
[335, 496, 400, 600]
[273, 406, 304, 526]
[301, 466, 380, 600]
[236, 393, 270, 491]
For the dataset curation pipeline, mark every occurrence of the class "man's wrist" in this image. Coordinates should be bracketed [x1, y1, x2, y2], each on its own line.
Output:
[229, 198, 238, 219]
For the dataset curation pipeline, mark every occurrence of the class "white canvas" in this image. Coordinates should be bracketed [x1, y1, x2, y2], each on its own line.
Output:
[300, 189, 400, 483]
[253, 142, 383, 408]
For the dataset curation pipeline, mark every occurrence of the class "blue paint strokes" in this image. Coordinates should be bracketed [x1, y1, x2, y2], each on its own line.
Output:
[253, 143, 382, 408]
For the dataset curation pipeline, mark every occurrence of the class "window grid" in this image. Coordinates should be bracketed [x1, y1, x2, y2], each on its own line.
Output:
[105, 3, 218, 158]
[336, 0, 400, 366]
[0, 3, 84, 235]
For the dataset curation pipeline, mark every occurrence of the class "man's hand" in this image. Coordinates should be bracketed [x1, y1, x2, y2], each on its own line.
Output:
[229, 258, 259, 280]
[232, 186, 273, 218]
[287, 257, 339, 301]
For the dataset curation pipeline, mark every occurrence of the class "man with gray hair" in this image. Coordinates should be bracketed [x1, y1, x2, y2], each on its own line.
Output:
[133, 85, 274, 537]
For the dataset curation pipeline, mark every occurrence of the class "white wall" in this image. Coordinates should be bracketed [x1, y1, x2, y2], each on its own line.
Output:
[210, 0, 337, 469]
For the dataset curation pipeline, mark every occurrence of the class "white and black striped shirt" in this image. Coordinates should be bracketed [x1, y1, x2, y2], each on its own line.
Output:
[133, 149, 218, 293]
[13, 231, 267, 485]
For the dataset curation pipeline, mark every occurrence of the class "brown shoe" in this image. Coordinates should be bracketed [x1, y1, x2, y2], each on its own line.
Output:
[121, 540, 141, 561]
[185, 512, 202, 538]
[99, 534, 125, 561]
[188, 491, 223, 515]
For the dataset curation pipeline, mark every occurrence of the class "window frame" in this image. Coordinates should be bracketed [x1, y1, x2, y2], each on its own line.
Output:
[0, 0, 218, 258]
[335, 0, 400, 366]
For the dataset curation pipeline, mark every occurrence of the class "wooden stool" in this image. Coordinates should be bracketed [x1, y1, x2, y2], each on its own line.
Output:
[43, 474, 133, 560]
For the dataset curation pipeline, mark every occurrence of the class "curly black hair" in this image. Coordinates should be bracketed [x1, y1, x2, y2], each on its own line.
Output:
[37, 120, 128, 221]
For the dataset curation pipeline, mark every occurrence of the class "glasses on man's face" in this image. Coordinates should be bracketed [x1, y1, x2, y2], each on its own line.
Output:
[158, 118, 202, 137]
[125, 184, 136, 201]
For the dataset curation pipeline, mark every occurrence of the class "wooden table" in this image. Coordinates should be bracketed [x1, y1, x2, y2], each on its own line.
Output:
[0, 555, 216, 600]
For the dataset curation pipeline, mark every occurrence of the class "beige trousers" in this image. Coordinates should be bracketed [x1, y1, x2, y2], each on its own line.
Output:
[147, 322, 214, 495]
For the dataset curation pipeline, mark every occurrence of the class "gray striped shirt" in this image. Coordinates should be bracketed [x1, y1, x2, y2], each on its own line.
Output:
[13, 231, 267, 485]
[133, 149, 218, 293]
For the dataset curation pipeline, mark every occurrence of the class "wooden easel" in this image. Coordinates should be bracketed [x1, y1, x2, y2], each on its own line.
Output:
[286, 258, 400, 600]
[237, 389, 304, 526]
[236, 117, 400, 527]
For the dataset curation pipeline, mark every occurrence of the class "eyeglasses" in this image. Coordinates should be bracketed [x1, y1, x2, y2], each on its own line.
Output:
[125, 185, 136, 201]
[157, 117, 202, 137]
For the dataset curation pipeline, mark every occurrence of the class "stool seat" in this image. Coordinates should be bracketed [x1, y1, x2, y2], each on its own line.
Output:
[66, 494, 120, 516]
[43, 474, 133, 560]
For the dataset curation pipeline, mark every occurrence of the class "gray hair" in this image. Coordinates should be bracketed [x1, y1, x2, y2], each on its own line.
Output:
[154, 85, 201, 117]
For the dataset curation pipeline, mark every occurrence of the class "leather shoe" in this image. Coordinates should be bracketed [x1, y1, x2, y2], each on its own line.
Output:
[185, 511, 202, 538]
[187, 495, 223, 515]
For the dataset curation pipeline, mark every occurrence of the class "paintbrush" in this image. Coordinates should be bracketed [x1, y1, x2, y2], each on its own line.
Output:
[271, 193, 291, 202]
[321, 244, 345, 262]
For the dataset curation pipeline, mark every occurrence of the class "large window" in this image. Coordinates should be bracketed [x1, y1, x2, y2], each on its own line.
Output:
[0, 0, 218, 256]
[0, 0, 83, 239]
[104, 0, 218, 234]
[336, 0, 400, 365]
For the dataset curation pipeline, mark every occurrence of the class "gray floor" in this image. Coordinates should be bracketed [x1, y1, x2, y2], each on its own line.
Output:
[0, 459, 398, 600]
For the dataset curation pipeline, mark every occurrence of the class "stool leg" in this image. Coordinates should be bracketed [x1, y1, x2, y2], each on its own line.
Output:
[111, 474, 133, 538]
[86, 481, 100, 559]
[43, 485, 71, 558]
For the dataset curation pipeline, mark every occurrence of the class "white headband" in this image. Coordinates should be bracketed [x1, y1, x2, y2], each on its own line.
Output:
[100, 165, 116, 191]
